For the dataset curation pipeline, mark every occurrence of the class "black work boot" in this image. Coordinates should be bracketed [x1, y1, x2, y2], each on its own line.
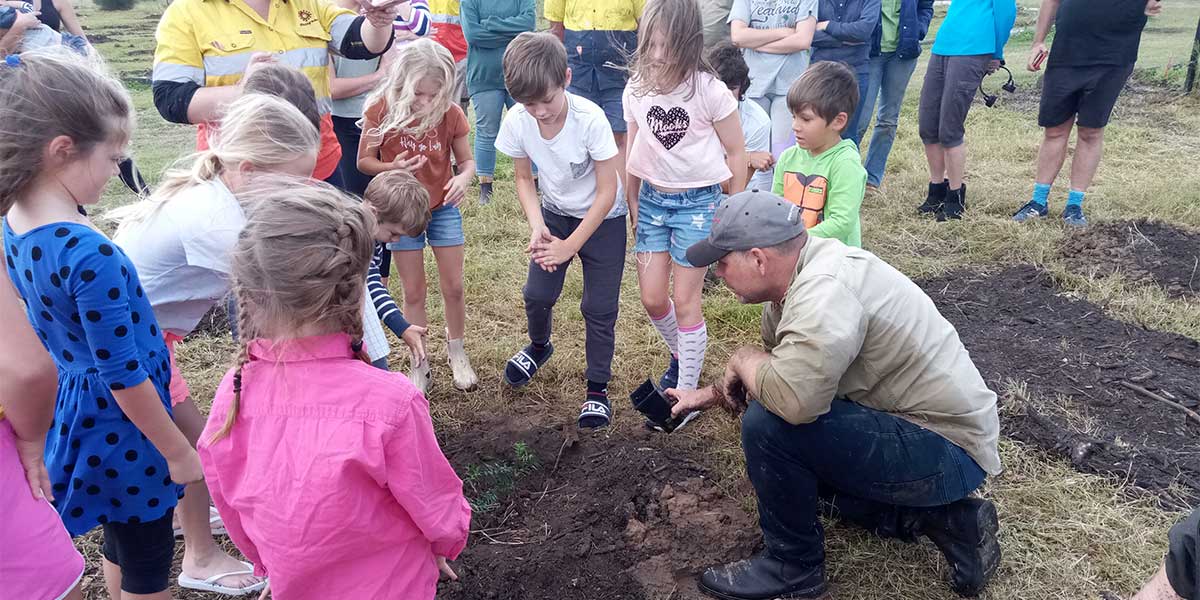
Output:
[937, 186, 966, 221]
[697, 552, 827, 600]
[918, 498, 1001, 597]
[918, 179, 949, 215]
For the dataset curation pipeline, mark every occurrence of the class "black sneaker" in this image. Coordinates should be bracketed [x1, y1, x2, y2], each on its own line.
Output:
[919, 498, 1001, 597]
[918, 179, 949, 215]
[937, 187, 966, 221]
[698, 552, 827, 600]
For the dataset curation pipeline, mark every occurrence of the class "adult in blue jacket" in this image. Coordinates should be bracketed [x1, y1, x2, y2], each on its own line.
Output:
[810, 0, 880, 146]
[916, 0, 1016, 221]
[854, 0, 933, 191]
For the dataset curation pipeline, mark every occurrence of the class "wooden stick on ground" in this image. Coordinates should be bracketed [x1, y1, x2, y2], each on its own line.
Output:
[1117, 380, 1200, 426]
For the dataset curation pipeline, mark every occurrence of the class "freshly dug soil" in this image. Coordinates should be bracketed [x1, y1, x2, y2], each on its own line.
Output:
[920, 266, 1200, 508]
[437, 417, 759, 600]
[1060, 219, 1200, 297]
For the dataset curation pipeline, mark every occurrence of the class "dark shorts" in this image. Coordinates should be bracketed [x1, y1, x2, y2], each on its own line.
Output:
[918, 53, 992, 148]
[101, 508, 176, 595]
[1038, 63, 1134, 129]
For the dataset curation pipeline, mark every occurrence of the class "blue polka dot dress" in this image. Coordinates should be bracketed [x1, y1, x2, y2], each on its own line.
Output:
[4, 220, 183, 536]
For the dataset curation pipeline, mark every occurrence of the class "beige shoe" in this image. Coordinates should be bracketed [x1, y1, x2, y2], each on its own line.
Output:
[446, 335, 478, 391]
[409, 357, 432, 395]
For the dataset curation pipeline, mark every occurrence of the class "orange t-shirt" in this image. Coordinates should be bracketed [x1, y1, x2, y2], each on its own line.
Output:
[196, 114, 342, 182]
[361, 101, 469, 210]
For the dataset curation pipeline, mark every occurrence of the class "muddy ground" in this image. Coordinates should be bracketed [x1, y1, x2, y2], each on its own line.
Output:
[436, 417, 759, 600]
[921, 266, 1200, 509]
[1060, 220, 1200, 298]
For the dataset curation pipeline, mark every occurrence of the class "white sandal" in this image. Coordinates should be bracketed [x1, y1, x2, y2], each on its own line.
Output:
[178, 560, 267, 596]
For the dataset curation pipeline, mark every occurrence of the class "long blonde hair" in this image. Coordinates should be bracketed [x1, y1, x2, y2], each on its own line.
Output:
[0, 48, 132, 215]
[110, 94, 319, 233]
[627, 0, 712, 100]
[208, 175, 376, 443]
[361, 39, 456, 139]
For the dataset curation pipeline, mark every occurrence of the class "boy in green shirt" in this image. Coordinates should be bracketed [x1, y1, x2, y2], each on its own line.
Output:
[772, 61, 867, 247]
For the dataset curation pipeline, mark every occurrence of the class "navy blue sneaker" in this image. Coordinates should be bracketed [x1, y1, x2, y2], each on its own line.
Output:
[1061, 204, 1088, 227]
[1012, 201, 1048, 223]
[659, 357, 679, 390]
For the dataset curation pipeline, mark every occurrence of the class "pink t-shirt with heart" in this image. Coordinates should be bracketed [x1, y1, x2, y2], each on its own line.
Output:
[623, 72, 739, 189]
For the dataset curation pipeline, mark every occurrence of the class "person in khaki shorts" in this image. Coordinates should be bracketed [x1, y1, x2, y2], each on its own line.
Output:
[668, 190, 1004, 600]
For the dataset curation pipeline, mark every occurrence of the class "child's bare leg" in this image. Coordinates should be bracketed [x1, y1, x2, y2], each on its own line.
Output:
[1132, 564, 1185, 600]
[431, 244, 466, 339]
[62, 583, 82, 600]
[392, 250, 429, 327]
[636, 252, 673, 320]
[174, 397, 261, 589]
[103, 558, 122, 600]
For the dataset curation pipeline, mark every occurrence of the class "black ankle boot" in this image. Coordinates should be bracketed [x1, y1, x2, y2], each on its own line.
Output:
[918, 179, 949, 215]
[698, 552, 826, 600]
[937, 187, 966, 221]
[917, 498, 1001, 597]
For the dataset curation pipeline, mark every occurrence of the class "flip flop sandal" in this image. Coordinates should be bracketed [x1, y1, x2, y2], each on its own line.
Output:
[504, 343, 554, 388]
[578, 397, 612, 429]
[178, 560, 267, 596]
[174, 506, 226, 538]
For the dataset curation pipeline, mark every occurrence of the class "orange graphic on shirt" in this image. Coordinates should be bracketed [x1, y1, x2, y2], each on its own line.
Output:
[782, 172, 828, 229]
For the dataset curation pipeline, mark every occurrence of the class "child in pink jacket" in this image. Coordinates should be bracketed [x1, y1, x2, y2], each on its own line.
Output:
[198, 178, 471, 599]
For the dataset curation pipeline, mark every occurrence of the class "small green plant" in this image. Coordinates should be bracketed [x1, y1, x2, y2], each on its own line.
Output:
[463, 442, 539, 514]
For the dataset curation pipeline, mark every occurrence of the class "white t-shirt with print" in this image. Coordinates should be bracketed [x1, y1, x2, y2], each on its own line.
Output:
[740, 99, 776, 192]
[623, 72, 739, 189]
[729, 0, 819, 98]
[495, 93, 626, 220]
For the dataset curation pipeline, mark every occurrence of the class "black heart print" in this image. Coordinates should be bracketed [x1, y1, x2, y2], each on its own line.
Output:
[646, 105, 690, 150]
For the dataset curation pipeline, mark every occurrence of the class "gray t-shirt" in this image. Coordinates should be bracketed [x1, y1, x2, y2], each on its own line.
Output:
[330, 55, 381, 119]
[728, 0, 818, 98]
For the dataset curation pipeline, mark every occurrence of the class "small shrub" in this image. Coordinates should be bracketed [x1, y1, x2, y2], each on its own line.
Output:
[96, 0, 136, 11]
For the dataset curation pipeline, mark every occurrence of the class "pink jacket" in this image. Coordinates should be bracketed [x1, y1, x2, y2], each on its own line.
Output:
[198, 334, 471, 600]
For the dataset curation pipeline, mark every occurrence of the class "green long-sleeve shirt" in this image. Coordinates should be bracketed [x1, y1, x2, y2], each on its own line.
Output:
[460, 0, 536, 96]
[772, 138, 867, 248]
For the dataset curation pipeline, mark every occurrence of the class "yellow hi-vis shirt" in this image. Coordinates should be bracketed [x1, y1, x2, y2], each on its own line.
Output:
[544, 0, 644, 31]
[153, 0, 360, 179]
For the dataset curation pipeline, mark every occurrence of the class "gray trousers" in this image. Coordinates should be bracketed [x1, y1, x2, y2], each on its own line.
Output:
[524, 210, 626, 383]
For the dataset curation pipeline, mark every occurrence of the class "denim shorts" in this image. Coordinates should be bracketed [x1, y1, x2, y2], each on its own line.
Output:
[635, 182, 723, 267]
[386, 204, 464, 251]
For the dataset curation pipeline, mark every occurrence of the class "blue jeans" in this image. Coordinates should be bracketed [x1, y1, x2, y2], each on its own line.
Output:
[470, 89, 516, 179]
[634, 182, 723, 267]
[386, 204, 465, 250]
[857, 52, 920, 187]
[742, 398, 986, 566]
[842, 68, 871, 147]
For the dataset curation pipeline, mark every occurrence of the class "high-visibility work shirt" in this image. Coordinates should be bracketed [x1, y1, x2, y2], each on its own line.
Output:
[153, 0, 362, 180]
[428, 0, 467, 62]
[544, 0, 643, 31]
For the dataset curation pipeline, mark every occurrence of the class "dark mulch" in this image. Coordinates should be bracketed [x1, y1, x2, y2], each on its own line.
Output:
[1060, 219, 1200, 298]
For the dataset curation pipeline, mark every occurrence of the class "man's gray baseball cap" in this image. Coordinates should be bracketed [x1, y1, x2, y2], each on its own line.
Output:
[686, 189, 808, 267]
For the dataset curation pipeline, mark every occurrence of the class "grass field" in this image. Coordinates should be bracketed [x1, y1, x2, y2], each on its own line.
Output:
[64, 0, 1200, 597]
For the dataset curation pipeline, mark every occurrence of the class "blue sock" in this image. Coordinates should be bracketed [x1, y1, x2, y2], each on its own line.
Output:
[1067, 189, 1085, 208]
[1031, 183, 1051, 208]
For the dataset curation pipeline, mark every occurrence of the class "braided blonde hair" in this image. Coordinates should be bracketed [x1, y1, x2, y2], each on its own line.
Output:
[361, 39, 456, 139]
[207, 175, 376, 443]
[110, 94, 319, 233]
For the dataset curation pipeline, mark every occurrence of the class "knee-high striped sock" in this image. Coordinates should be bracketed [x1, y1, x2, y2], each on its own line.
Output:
[677, 321, 708, 391]
[649, 302, 679, 357]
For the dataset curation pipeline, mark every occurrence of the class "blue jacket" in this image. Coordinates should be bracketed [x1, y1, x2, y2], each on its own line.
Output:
[811, 0, 882, 71]
[869, 0, 934, 60]
[930, 0, 1017, 60]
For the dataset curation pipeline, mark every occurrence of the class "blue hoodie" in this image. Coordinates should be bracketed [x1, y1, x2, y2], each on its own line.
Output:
[930, 0, 1017, 60]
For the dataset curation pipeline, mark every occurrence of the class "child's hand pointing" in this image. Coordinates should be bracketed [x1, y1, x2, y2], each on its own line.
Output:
[436, 556, 458, 581]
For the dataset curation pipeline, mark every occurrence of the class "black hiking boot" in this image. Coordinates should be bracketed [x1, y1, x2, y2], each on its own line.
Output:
[918, 498, 1001, 597]
[918, 179, 949, 215]
[937, 186, 966, 221]
[697, 552, 827, 600]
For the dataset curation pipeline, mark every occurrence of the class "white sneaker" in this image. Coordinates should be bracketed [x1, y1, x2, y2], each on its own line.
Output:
[446, 335, 478, 391]
[409, 357, 431, 395]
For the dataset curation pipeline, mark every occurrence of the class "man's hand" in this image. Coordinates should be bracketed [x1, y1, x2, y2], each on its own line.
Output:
[443, 172, 470, 207]
[986, 59, 1002, 74]
[15, 434, 52, 500]
[549, 21, 565, 41]
[748, 151, 774, 172]
[665, 386, 718, 417]
[1028, 42, 1049, 72]
[437, 556, 459, 581]
[531, 235, 578, 270]
[357, 0, 401, 28]
[1145, 0, 1163, 15]
[401, 324, 427, 364]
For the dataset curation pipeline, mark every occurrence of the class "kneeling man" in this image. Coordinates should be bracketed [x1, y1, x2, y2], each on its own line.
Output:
[672, 190, 1003, 600]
